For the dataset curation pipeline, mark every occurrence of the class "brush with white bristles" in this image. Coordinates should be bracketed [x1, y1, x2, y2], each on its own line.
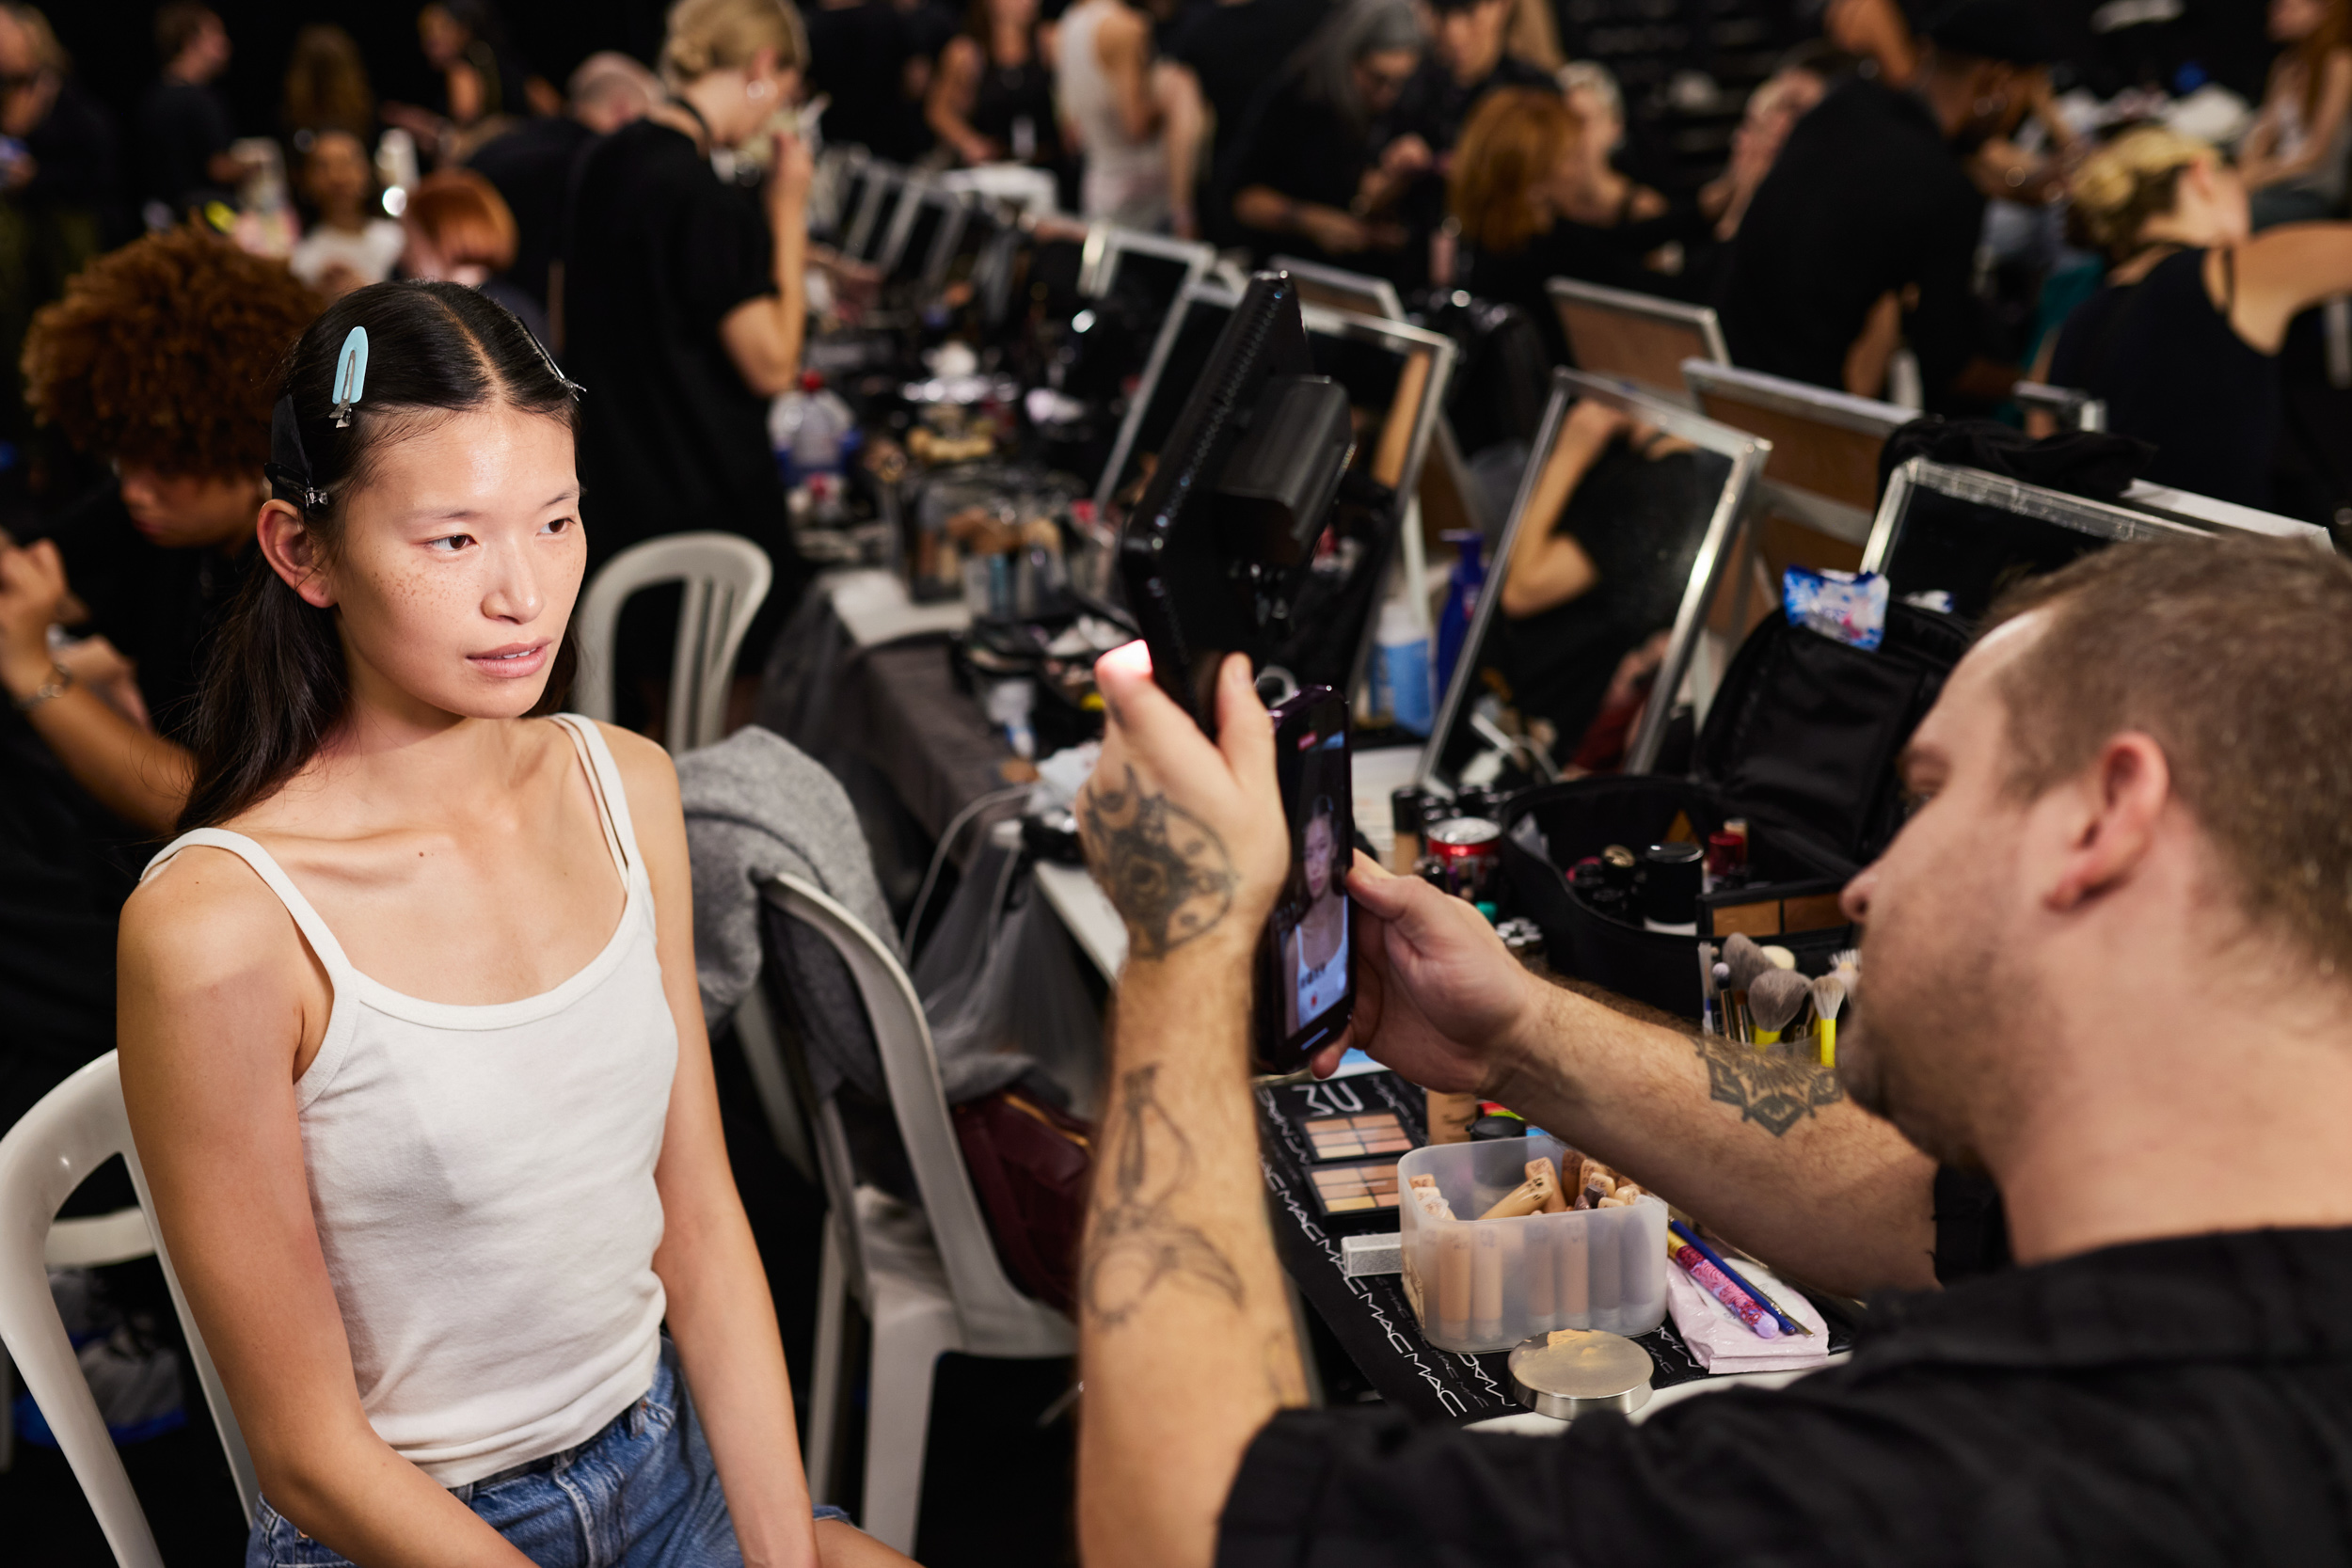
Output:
[1809, 973, 1847, 1068]
[1747, 967, 1812, 1046]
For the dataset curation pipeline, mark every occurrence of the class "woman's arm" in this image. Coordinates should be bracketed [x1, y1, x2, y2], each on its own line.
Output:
[927, 38, 999, 165]
[1155, 60, 1204, 238]
[602, 726, 894, 1568]
[2221, 222, 2352, 350]
[0, 539, 191, 834]
[722, 132, 814, 400]
[119, 855, 532, 1566]
[1097, 5, 1162, 143]
[1498, 403, 1625, 619]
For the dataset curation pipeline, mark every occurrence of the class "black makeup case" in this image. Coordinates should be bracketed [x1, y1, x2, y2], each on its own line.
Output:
[1502, 602, 1972, 1017]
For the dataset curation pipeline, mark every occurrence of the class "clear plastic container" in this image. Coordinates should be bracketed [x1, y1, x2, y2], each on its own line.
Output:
[1397, 1136, 1669, 1354]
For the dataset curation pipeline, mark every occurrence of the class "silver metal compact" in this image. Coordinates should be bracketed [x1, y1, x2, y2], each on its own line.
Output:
[1507, 1329, 1655, 1420]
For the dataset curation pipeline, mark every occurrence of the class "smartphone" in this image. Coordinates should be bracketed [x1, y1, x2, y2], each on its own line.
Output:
[1255, 687, 1354, 1073]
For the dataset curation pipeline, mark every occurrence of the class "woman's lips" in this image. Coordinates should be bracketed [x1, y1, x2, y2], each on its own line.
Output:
[468, 640, 551, 678]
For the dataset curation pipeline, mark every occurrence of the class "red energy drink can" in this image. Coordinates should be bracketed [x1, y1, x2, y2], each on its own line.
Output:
[1425, 816, 1502, 900]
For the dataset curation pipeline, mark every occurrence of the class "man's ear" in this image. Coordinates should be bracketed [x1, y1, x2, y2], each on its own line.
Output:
[2044, 732, 2171, 912]
[256, 499, 337, 610]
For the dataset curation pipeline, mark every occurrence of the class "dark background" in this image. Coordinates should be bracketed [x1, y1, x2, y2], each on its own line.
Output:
[49, 1, 671, 145]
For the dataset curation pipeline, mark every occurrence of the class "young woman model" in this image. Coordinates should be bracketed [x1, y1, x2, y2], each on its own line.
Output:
[2050, 125, 2352, 510]
[117, 283, 913, 1568]
[926, 0, 1062, 172]
[1279, 801, 1347, 1036]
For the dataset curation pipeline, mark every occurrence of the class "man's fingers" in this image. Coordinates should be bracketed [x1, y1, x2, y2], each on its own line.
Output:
[1307, 1043, 1346, 1080]
[1213, 653, 1273, 790]
[1345, 850, 1416, 917]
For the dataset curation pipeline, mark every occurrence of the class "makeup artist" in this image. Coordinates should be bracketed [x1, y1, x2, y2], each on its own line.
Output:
[1073, 534, 2352, 1567]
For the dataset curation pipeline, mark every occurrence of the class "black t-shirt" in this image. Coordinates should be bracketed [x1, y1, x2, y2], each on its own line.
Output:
[24, 81, 120, 213]
[1380, 53, 1555, 157]
[1222, 80, 1404, 271]
[2048, 248, 2280, 510]
[805, 2, 925, 160]
[1168, 0, 1330, 152]
[1717, 76, 1983, 409]
[1498, 441, 1716, 752]
[1222, 1225, 2352, 1565]
[29, 485, 249, 746]
[466, 114, 597, 310]
[0, 718, 135, 1139]
[563, 119, 791, 571]
[140, 75, 232, 211]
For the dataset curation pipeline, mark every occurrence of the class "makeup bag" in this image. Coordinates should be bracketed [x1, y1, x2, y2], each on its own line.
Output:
[952, 1088, 1092, 1313]
[1502, 601, 1972, 1016]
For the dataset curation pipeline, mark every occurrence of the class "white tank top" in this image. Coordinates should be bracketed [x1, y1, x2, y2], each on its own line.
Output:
[1056, 0, 1171, 229]
[141, 715, 676, 1487]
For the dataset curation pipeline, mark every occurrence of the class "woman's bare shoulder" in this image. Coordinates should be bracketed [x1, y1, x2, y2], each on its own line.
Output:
[120, 846, 305, 996]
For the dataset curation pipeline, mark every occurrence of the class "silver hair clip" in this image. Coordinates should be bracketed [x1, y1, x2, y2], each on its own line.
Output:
[330, 326, 369, 428]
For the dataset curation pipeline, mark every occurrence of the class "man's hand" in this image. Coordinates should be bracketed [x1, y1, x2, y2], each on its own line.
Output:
[1297, 204, 1375, 256]
[1311, 853, 1541, 1094]
[0, 539, 69, 699]
[1079, 646, 1287, 964]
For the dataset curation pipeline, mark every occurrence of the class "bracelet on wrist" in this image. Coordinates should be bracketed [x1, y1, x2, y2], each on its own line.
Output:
[12, 662, 73, 713]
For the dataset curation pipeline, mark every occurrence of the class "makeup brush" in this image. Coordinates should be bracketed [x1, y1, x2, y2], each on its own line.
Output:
[1759, 944, 1799, 971]
[1721, 933, 1769, 991]
[1809, 973, 1847, 1068]
[1831, 947, 1860, 984]
[1747, 968, 1811, 1045]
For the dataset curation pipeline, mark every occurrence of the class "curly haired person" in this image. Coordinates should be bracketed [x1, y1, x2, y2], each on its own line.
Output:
[1, 225, 322, 835]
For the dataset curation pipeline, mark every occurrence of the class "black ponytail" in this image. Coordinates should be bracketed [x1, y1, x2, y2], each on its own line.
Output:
[179, 280, 583, 833]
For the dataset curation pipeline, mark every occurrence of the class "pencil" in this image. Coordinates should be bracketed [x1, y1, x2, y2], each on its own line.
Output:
[1666, 1218, 1812, 1338]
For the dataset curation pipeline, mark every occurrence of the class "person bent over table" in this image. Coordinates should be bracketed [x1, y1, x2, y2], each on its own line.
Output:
[1071, 533, 2352, 1567]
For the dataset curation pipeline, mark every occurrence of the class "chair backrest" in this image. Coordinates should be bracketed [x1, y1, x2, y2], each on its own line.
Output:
[0, 1054, 260, 1565]
[574, 532, 772, 753]
[759, 875, 1070, 1357]
[1549, 277, 1728, 406]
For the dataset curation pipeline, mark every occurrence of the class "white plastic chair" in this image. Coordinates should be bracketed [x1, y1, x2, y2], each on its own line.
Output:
[0, 1053, 261, 1564]
[0, 1203, 158, 1471]
[574, 532, 773, 753]
[735, 873, 1072, 1557]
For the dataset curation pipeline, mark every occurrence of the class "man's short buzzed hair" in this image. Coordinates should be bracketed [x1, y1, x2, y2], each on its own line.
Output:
[1983, 535, 2352, 981]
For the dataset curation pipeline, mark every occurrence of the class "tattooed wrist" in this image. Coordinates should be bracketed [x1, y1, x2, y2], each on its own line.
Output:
[1080, 764, 1243, 960]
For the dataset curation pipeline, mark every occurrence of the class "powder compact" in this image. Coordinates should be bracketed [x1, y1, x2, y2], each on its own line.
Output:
[1307, 1160, 1402, 1215]
[1300, 1112, 1415, 1162]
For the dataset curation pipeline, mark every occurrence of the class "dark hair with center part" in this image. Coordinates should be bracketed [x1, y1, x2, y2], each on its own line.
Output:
[179, 281, 582, 833]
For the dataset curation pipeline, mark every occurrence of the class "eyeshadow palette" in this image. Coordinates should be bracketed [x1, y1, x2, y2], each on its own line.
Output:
[1302, 1113, 1415, 1162]
[1308, 1160, 1401, 1214]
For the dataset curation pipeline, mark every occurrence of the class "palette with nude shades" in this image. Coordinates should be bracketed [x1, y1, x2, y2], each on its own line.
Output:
[1307, 1159, 1403, 1215]
[1300, 1112, 1416, 1162]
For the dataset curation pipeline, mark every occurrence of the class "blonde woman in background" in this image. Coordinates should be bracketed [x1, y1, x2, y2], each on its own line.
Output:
[2048, 126, 2352, 508]
[2239, 0, 2352, 229]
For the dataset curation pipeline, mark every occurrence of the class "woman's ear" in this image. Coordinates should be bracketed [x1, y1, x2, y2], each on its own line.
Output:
[256, 499, 338, 609]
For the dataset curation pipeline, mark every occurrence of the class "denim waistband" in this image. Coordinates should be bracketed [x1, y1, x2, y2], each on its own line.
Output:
[450, 1356, 667, 1501]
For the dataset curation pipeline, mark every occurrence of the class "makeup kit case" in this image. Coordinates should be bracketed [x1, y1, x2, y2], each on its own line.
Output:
[1502, 601, 1973, 1018]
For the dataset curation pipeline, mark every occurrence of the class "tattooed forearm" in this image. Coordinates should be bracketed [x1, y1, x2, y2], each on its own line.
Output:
[1079, 763, 1239, 959]
[1082, 1064, 1247, 1328]
[1696, 1035, 1844, 1136]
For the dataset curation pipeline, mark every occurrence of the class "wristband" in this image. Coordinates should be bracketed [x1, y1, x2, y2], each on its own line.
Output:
[12, 662, 72, 712]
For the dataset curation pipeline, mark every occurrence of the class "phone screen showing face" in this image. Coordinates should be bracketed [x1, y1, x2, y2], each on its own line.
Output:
[1256, 687, 1353, 1072]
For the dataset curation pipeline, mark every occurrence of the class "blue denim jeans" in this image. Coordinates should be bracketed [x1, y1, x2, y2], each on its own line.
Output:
[246, 1340, 852, 1567]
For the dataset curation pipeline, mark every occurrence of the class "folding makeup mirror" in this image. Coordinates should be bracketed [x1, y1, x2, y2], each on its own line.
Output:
[1547, 277, 1727, 408]
[1419, 369, 1766, 792]
[809, 146, 869, 245]
[1268, 255, 1406, 323]
[1863, 458, 2333, 622]
[1093, 277, 1457, 694]
[845, 167, 909, 265]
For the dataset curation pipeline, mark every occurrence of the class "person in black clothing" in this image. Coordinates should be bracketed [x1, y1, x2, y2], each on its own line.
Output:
[138, 2, 236, 221]
[2048, 123, 2352, 512]
[1223, 0, 1424, 270]
[1494, 398, 1718, 757]
[1069, 528, 2352, 1566]
[1719, 5, 2052, 411]
[1450, 86, 1695, 363]
[467, 52, 660, 315]
[804, 0, 926, 159]
[564, 0, 814, 721]
[1165, 0, 1328, 237]
[927, 0, 1065, 171]
[2, 228, 320, 837]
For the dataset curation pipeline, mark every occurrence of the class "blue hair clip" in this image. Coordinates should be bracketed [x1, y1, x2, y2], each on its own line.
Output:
[330, 326, 369, 428]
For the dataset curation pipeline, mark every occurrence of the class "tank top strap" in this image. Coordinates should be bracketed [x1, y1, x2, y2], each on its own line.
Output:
[550, 714, 641, 881]
[142, 828, 361, 985]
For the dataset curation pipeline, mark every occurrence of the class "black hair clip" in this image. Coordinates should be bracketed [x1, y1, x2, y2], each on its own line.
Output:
[267, 395, 331, 514]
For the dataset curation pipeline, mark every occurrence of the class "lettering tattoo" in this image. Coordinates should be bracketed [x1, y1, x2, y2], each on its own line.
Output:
[1696, 1036, 1844, 1137]
[1078, 764, 1238, 959]
[1082, 1064, 1246, 1328]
